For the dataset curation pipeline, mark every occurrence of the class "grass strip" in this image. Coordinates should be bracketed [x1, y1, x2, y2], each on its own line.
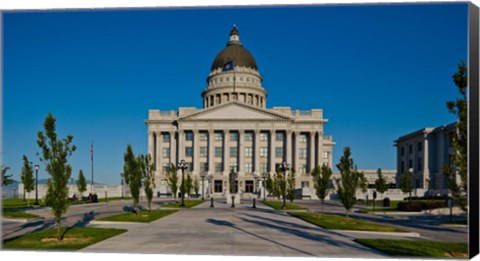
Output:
[289, 212, 407, 232]
[261, 200, 307, 210]
[354, 239, 468, 258]
[161, 200, 205, 208]
[96, 210, 177, 223]
[2, 210, 41, 219]
[3, 227, 126, 250]
[2, 198, 46, 208]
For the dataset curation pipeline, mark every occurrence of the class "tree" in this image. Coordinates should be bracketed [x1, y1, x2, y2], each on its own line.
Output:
[374, 168, 389, 194]
[399, 169, 413, 202]
[443, 61, 468, 212]
[1, 165, 15, 186]
[193, 176, 200, 196]
[37, 113, 76, 240]
[123, 145, 142, 210]
[139, 154, 155, 211]
[166, 163, 179, 199]
[312, 164, 332, 215]
[265, 174, 273, 199]
[273, 172, 284, 200]
[21, 156, 35, 204]
[77, 170, 87, 199]
[335, 147, 367, 222]
[286, 168, 296, 202]
[185, 173, 193, 198]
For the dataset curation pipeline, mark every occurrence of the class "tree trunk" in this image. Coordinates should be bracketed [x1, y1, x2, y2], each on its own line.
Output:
[346, 209, 349, 223]
[321, 199, 324, 216]
[57, 222, 62, 241]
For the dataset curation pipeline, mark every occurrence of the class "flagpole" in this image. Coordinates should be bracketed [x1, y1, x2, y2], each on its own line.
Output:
[91, 141, 94, 193]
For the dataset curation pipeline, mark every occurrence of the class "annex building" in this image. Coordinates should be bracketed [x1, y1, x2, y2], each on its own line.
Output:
[145, 26, 335, 199]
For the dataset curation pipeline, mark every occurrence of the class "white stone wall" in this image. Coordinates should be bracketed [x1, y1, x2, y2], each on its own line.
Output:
[16, 183, 130, 200]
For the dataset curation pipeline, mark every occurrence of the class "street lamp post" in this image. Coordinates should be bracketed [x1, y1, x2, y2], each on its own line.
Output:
[200, 172, 207, 200]
[261, 172, 269, 201]
[34, 165, 39, 205]
[280, 161, 290, 209]
[229, 168, 237, 208]
[177, 160, 188, 207]
[408, 168, 413, 201]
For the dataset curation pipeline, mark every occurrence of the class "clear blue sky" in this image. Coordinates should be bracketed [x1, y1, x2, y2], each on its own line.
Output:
[2, 3, 467, 185]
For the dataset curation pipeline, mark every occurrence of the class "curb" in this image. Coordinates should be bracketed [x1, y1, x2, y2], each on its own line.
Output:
[1, 217, 45, 223]
[331, 230, 420, 237]
[89, 220, 145, 226]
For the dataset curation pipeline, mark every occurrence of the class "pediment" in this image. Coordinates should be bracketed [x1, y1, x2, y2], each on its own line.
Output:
[179, 102, 292, 121]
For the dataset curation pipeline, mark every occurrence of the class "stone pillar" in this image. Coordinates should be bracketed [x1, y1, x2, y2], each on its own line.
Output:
[208, 130, 215, 174]
[269, 130, 276, 173]
[156, 131, 163, 174]
[309, 131, 316, 173]
[193, 130, 200, 175]
[169, 131, 177, 165]
[286, 130, 292, 167]
[316, 132, 323, 167]
[423, 134, 429, 189]
[239, 130, 245, 173]
[177, 130, 184, 162]
[294, 131, 300, 170]
[148, 131, 155, 168]
[254, 130, 260, 174]
[224, 130, 230, 174]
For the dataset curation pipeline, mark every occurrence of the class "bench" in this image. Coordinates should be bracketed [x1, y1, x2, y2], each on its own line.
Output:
[157, 192, 173, 198]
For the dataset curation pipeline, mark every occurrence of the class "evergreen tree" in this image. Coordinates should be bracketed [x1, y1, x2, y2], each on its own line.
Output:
[166, 163, 179, 199]
[265, 174, 273, 200]
[37, 112, 76, 240]
[21, 155, 35, 204]
[139, 154, 155, 211]
[286, 168, 296, 202]
[312, 164, 332, 215]
[374, 168, 389, 194]
[399, 169, 413, 201]
[335, 147, 367, 222]
[77, 169, 87, 199]
[123, 145, 142, 210]
[443, 61, 468, 212]
[193, 176, 200, 196]
[185, 173, 193, 198]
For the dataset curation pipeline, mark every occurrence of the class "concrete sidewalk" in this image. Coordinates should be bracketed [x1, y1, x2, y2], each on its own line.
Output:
[82, 201, 387, 257]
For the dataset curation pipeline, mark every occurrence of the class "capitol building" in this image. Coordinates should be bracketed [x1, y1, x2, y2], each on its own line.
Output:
[146, 26, 335, 199]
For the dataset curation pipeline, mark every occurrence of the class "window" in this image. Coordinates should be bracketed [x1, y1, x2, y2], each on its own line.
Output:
[215, 133, 223, 141]
[230, 132, 238, 141]
[300, 164, 307, 174]
[299, 134, 307, 143]
[163, 148, 170, 158]
[245, 181, 254, 193]
[417, 158, 422, 171]
[230, 147, 238, 157]
[245, 147, 253, 157]
[409, 144, 413, 154]
[260, 163, 268, 173]
[301, 181, 310, 188]
[276, 132, 284, 141]
[300, 149, 307, 159]
[260, 132, 269, 141]
[276, 147, 284, 158]
[260, 147, 268, 158]
[244, 132, 253, 141]
[187, 162, 193, 171]
[215, 147, 223, 158]
[401, 161, 405, 173]
[185, 147, 193, 157]
[162, 163, 170, 172]
[185, 132, 193, 141]
[163, 133, 170, 142]
[200, 132, 208, 141]
[200, 162, 208, 172]
[230, 163, 238, 172]
[245, 163, 253, 173]
[214, 180, 223, 193]
[408, 159, 413, 169]
[322, 151, 329, 159]
[401, 147, 405, 156]
[200, 147, 208, 157]
[418, 142, 422, 152]
[215, 163, 223, 173]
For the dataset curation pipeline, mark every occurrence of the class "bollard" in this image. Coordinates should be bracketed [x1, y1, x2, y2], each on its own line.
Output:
[253, 198, 256, 208]
[210, 197, 214, 208]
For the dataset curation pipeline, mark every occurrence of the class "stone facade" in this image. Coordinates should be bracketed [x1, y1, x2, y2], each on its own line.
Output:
[145, 26, 335, 199]
[394, 122, 455, 195]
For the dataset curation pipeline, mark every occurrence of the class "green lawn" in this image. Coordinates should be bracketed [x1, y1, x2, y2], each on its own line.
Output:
[355, 239, 468, 258]
[2, 198, 46, 208]
[96, 210, 177, 223]
[2, 210, 41, 219]
[3, 227, 127, 250]
[261, 200, 307, 210]
[161, 200, 205, 208]
[289, 212, 407, 232]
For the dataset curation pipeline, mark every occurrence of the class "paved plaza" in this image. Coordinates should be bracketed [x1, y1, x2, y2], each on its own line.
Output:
[82, 201, 385, 257]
